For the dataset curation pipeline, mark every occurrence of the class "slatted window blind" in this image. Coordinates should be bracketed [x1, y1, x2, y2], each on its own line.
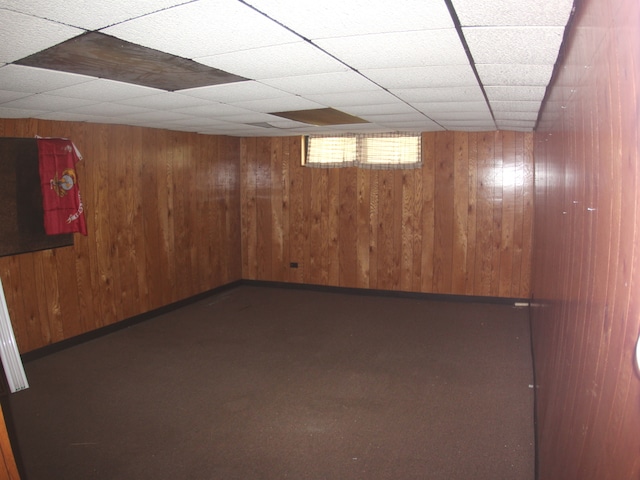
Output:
[304, 133, 422, 169]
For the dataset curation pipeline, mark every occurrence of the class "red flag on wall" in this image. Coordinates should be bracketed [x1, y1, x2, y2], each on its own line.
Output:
[37, 138, 87, 236]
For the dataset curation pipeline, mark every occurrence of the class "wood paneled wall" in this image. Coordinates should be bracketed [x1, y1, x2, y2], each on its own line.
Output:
[241, 131, 533, 298]
[0, 405, 19, 480]
[531, 0, 640, 478]
[0, 119, 241, 354]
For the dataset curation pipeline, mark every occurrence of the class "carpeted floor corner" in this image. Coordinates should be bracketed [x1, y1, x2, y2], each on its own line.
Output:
[7, 285, 534, 479]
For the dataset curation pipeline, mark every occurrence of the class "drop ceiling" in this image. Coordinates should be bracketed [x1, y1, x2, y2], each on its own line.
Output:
[0, 0, 574, 137]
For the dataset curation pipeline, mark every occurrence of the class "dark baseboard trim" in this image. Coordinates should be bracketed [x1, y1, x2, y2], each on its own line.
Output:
[240, 279, 531, 306]
[21, 279, 530, 363]
[21, 280, 243, 363]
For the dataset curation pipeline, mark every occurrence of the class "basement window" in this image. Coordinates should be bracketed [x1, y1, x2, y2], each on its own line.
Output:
[303, 133, 422, 169]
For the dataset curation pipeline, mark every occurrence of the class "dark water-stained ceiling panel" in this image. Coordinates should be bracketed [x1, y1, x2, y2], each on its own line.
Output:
[15, 32, 248, 91]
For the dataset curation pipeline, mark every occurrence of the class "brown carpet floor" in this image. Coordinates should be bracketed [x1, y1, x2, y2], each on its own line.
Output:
[6, 285, 534, 479]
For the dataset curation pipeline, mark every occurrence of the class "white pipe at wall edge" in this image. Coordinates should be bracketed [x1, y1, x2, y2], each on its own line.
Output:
[0, 277, 28, 393]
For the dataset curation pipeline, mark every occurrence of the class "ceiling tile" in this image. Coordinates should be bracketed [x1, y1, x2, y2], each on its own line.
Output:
[0, 0, 573, 136]
[1, 0, 190, 30]
[437, 119, 496, 129]
[315, 30, 468, 70]
[179, 81, 288, 103]
[362, 65, 478, 89]
[476, 64, 554, 86]
[16, 31, 248, 91]
[303, 90, 400, 107]
[116, 92, 213, 110]
[242, 0, 454, 39]
[0, 9, 83, 63]
[496, 120, 536, 130]
[490, 100, 543, 112]
[484, 85, 547, 102]
[368, 119, 443, 131]
[261, 71, 380, 96]
[451, 0, 574, 26]
[102, 0, 300, 59]
[120, 110, 195, 123]
[339, 103, 418, 116]
[172, 103, 258, 118]
[392, 86, 486, 103]
[48, 78, 162, 101]
[463, 26, 566, 64]
[0, 106, 48, 118]
[429, 110, 494, 121]
[63, 102, 154, 117]
[0, 90, 32, 104]
[34, 111, 113, 123]
[196, 42, 349, 80]
[359, 112, 432, 123]
[0, 65, 93, 93]
[0, 93, 97, 111]
[229, 96, 325, 113]
[413, 101, 490, 113]
[214, 112, 284, 124]
[494, 111, 539, 121]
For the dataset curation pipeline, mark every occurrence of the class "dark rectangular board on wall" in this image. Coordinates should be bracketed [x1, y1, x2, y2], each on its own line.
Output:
[0, 137, 73, 257]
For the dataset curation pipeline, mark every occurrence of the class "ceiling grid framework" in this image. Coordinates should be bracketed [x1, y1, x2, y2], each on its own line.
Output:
[0, 0, 575, 136]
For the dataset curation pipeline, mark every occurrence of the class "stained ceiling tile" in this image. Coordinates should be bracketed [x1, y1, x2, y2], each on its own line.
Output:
[16, 32, 248, 91]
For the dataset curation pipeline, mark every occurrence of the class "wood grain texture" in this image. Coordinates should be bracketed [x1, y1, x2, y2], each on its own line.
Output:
[0, 119, 242, 354]
[240, 131, 533, 298]
[0, 405, 20, 480]
[531, 0, 640, 477]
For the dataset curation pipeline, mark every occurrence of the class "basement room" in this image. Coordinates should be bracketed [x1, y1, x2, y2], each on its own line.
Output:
[0, 0, 638, 479]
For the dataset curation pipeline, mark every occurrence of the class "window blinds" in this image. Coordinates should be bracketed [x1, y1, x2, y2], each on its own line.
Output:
[305, 133, 422, 169]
